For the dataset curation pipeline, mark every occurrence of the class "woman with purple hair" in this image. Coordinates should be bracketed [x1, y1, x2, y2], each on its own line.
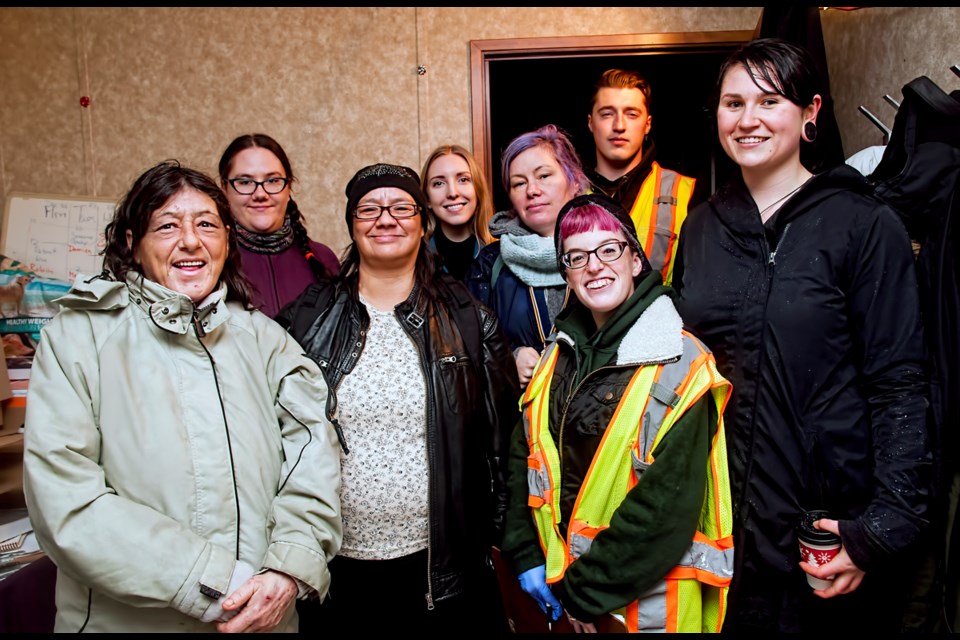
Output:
[466, 124, 590, 389]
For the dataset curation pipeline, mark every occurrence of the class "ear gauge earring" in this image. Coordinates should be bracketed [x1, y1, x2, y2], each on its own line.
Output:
[803, 121, 818, 143]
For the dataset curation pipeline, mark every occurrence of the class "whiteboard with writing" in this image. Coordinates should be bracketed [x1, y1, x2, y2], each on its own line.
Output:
[2, 193, 117, 283]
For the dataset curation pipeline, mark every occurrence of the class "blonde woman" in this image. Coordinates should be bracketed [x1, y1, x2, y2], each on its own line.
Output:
[420, 144, 495, 281]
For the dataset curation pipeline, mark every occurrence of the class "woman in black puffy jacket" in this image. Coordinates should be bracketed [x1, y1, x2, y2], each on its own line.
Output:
[673, 38, 933, 634]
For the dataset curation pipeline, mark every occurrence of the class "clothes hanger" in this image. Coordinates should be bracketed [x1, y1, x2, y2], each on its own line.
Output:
[883, 95, 900, 110]
[858, 105, 891, 145]
[949, 65, 960, 104]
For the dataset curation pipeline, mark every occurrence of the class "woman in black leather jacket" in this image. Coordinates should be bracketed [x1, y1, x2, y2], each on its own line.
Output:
[276, 163, 520, 634]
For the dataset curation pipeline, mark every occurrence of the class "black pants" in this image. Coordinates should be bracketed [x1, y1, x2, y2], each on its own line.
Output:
[722, 563, 916, 634]
[297, 550, 508, 635]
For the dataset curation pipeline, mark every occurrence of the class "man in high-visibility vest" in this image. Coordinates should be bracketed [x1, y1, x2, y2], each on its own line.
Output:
[499, 193, 734, 632]
[586, 69, 697, 287]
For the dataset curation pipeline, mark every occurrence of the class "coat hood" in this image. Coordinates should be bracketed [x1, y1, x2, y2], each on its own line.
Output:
[555, 284, 682, 370]
[56, 272, 230, 335]
[55, 273, 129, 311]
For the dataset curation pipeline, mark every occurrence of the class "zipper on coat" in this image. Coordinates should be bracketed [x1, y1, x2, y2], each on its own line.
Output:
[398, 307, 438, 610]
[737, 228, 785, 521]
[192, 310, 207, 338]
[316, 326, 365, 455]
[768, 223, 792, 266]
[193, 318, 242, 561]
[324, 366, 350, 455]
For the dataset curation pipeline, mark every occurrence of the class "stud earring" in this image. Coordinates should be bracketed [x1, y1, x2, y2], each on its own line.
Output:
[803, 121, 818, 143]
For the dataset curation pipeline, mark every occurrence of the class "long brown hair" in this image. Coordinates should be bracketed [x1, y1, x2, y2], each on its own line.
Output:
[420, 144, 495, 245]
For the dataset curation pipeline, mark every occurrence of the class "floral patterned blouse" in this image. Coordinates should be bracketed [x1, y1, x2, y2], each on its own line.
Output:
[335, 296, 429, 560]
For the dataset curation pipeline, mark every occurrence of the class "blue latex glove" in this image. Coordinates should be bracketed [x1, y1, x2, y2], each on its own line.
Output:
[518, 564, 562, 621]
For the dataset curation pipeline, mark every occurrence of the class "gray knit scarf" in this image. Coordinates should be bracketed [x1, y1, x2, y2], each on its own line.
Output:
[489, 208, 565, 287]
[499, 233, 566, 287]
[235, 215, 295, 254]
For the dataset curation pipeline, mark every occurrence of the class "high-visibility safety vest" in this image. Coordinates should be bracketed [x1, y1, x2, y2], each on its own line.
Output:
[521, 335, 733, 633]
[629, 162, 695, 287]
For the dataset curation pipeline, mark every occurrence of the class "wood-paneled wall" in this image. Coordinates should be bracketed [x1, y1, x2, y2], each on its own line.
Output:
[1, 7, 957, 257]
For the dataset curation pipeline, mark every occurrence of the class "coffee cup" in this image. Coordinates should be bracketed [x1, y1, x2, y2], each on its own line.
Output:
[798, 510, 841, 590]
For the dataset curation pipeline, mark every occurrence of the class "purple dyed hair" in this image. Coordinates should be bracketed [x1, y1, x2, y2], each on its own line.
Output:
[500, 124, 590, 195]
[560, 204, 637, 249]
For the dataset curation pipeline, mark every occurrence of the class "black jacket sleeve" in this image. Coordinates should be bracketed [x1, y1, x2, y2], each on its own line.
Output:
[479, 303, 521, 545]
[836, 204, 933, 572]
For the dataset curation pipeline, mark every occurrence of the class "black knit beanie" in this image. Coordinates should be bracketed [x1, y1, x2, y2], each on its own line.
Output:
[344, 163, 430, 237]
[553, 193, 648, 278]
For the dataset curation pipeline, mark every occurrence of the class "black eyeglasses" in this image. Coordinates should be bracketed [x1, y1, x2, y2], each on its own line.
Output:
[226, 177, 290, 195]
[561, 241, 629, 269]
[352, 203, 421, 220]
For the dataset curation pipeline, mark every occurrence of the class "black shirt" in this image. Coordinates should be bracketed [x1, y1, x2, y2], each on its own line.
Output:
[433, 227, 477, 282]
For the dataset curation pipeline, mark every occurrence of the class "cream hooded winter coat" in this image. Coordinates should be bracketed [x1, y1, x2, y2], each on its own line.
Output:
[23, 273, 342, 632]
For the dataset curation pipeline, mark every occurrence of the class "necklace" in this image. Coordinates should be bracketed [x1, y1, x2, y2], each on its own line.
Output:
[758, 181, 807, 221]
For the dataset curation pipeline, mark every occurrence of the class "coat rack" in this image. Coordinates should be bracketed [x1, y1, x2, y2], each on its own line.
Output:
[858, 63, 959, 145]
[858, 105, 891, 144]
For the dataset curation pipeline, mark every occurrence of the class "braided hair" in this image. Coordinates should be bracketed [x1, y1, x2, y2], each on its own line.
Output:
[287, 197, 332, 280]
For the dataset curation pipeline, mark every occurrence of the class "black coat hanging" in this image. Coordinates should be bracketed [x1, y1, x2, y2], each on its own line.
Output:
[870, 75, 960, 490]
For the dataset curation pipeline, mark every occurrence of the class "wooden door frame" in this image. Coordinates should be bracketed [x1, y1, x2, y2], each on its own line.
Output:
[469, 30, 754, 189]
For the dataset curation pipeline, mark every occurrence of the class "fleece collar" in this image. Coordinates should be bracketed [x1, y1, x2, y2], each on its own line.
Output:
[556, 294, 682, 367]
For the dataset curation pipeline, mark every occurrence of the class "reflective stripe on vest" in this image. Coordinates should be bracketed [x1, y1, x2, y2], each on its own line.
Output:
[630, 162, 695, 287]
[522, 332, 733, 633]
[520, 341, 567, 580]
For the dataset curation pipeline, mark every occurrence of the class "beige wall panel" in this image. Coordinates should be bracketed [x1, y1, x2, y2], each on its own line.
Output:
[80, 7, 421, 255]
[414, 6, 760, 163]
[10, 7, 958, 262]
[0, 8, 87, 225]
[822, 7, 960, 161]
[1, 7, 761, 259]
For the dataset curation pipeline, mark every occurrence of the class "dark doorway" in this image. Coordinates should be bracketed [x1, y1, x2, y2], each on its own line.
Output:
[470, 32, 752, 212]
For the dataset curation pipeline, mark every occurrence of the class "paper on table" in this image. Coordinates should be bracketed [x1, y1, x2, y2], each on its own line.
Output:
[0, 514, 31, 544]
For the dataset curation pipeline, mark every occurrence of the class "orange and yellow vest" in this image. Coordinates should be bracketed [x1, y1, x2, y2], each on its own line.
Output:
[521, 334, 733, 633]
[629, 162, 695, 287]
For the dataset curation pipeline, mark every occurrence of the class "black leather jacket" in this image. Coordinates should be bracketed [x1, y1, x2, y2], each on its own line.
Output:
[276, 271, 520, 606]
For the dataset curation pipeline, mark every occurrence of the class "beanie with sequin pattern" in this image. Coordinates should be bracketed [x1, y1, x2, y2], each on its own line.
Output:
[344, 163, 430, 237]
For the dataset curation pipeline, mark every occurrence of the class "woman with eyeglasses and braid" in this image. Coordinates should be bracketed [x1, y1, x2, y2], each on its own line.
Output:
[218, 133, 340, 319]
